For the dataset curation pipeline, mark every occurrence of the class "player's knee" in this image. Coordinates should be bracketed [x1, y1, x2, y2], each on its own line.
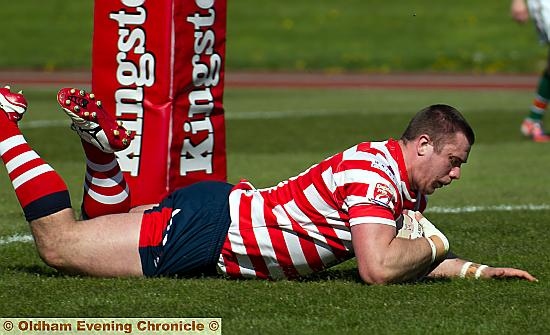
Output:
[31, 229, 74, 271]
[29, 210, 80, 271]
[34, 244, 65, 272]
[34, 235, 73, 271]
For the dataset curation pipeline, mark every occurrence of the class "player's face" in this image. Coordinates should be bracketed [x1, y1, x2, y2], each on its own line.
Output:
[416, 133, 470, 195]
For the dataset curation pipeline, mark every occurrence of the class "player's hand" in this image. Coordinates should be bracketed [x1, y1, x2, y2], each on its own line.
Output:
[480, 266, 538, 282]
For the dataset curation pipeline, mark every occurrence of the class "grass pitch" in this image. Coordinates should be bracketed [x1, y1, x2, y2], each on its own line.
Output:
[0, 86, 549, 334]
[0, 0, 546, 73]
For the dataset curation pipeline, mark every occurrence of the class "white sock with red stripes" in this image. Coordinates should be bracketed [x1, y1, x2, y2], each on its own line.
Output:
[0, 114, 71, 221]
[80, 140, 131, 219]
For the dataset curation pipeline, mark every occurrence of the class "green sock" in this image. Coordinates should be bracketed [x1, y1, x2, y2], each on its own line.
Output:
[529, 72, 550, 121]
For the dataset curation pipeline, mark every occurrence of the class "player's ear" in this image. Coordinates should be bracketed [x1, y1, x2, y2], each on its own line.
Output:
[417, 134, 432, 156]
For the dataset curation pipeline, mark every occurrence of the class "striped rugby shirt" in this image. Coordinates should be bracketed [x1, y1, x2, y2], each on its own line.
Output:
[218, 139, 426, 279]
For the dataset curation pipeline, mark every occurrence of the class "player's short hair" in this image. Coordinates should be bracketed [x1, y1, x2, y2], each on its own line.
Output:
[400, 104, 475, 153]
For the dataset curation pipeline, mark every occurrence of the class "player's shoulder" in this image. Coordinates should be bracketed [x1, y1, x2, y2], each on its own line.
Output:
[334, 142, 398, 187]
[340, 140, 395, 167]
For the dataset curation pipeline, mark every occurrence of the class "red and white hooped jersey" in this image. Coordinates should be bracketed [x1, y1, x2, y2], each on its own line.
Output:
[217, 139, 426, 279]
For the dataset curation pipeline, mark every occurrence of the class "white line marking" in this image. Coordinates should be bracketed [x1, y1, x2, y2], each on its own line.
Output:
[17, 112, 329, 128]
[20, 120, 69, 129]
[15, 110, 361, 128]
[11, 104, 521, 127]
[0, 204, 549, 247]
[425, 204, 550, 213]
[0, 233, 34, 245]
[226, 110, 340, 119]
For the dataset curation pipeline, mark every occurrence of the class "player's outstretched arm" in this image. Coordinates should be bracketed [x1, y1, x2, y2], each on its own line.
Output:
[410, 212, 538, 282]
[426, 255, 538, 282]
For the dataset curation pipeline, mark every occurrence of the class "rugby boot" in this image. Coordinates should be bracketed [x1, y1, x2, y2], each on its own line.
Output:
[0, 85, 28, 122]
[57, 88, 134, 153]
[520, 118, 550, 143]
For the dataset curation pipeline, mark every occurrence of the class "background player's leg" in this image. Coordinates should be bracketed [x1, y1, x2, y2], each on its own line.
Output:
[520, 64, 550, 142]
[520, 2, 550, 142]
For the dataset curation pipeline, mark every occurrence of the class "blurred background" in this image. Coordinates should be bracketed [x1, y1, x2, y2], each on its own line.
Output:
[0, 0, 545, 74]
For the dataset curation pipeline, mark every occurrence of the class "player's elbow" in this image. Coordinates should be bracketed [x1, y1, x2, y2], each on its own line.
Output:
[357, 265, 393, 285]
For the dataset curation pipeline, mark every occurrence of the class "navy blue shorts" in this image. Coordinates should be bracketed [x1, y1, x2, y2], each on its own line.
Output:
[138, 181, 233, 277]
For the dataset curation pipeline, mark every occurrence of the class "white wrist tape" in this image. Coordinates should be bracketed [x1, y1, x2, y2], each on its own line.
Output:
[426, 237, 437, 263]
[460, 262, 487, 279]
[417, 214, 449, 263]
[418, 216, 450, 253]
[475, 265, 488, 279]
[460, 262, 473, 278]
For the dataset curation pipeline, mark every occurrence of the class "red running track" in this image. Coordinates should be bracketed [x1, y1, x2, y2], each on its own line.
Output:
[0, 70, 539, 90]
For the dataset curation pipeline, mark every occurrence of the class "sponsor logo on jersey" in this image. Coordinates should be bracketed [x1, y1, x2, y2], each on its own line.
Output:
[373, 183, 393, 205]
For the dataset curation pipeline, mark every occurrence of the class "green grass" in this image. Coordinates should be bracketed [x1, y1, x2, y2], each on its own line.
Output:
[227, 0, 546, 73]
[0, 86, 549, 334]
[0, 1, 546, 73]
[0, 1, 93, 70]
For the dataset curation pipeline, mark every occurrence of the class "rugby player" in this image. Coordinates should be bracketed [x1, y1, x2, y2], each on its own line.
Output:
[512, 0, 550, 142]
[0, 86, 537, 284]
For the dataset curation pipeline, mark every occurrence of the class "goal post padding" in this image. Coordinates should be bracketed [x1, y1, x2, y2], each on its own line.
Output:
[92, 0, 227, 206]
